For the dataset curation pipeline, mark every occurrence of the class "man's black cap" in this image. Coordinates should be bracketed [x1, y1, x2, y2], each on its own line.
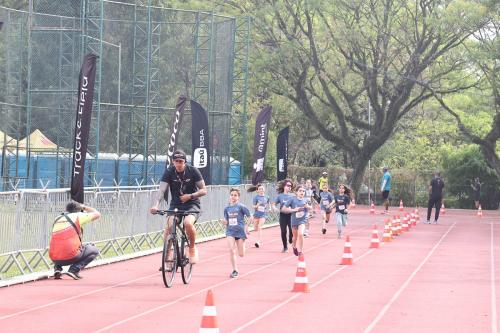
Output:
[172, 150, 187, 161]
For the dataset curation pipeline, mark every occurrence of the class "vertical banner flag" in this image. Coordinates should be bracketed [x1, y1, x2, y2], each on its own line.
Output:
[190, 100, 211, 184]
[276, 126, 289, 181]
[70, 53, 97, 203]
[251, 105, 272, 185]
[167, 95, 187, 166]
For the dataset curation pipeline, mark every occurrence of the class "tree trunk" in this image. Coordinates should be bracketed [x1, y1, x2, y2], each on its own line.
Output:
[350, 155, 370, 200]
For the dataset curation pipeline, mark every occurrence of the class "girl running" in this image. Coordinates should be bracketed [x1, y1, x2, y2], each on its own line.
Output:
[221, 188, 252, 278]
[303, 179, 315, 237]
[334, 184, 351, 239]
[283, 185, 312, 256]
[319, 183, 335, 234]
[252, 184, 270, 248]
[272, 179, 294, 253]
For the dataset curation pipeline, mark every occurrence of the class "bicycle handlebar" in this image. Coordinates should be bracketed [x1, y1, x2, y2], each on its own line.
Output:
[155, 209, 201, 216]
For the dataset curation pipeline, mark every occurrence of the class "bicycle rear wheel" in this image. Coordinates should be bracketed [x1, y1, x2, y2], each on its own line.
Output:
[162, 235, 177, 288]
[180, 237, 193, 284]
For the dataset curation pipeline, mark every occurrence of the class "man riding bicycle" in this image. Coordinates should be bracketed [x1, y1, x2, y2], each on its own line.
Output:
[150, 150, 207, 263]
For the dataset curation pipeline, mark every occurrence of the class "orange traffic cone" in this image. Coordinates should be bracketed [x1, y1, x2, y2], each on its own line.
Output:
[292, 253, 310, 292]
[369, 224, 380, 248]
[351, 198, 356, 209]
[441, 203, 446, 215]
[383, 219, 392, 242]
[200, 289, 219, 333]
[369, 201, 375, 215]
[399, 199, 404, 212]
[340, 235, 353, 265]
[402, 215, 409, 232]
[410, 213, 416, 227]
[477, 205, 483, 217]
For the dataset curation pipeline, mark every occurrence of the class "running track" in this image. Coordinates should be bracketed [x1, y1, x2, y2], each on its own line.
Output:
[1, 206, 499, 333]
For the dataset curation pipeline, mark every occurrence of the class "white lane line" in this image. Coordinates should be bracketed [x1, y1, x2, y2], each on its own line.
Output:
[363, 221, 457, 333]
[0, 250, 230, 321]
[491, 222, 498, 333]
[93, 226, 371, 332]
[231, 248, 375, 333]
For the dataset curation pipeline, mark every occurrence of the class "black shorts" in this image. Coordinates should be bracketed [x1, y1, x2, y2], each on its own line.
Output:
[167, 202, 201, 219]
[382, 190, 390, 200]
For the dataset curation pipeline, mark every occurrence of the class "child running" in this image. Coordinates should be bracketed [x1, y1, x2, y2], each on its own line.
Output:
[303, 179, 315, 237]
[319, 183, 335, 234]
[272, 179, 294, 253]
[221, 188, 252, 278]
[251, 184, 270, 248]
[334, 184, 351, 239]
[283, 185, 312, 256]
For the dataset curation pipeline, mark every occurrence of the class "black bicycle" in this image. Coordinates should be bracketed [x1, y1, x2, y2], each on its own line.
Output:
[155, 208, 200, 288]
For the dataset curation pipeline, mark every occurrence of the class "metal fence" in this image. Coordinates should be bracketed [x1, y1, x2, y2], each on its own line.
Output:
[0, 1, 250, 190]
[0, 183, 278, 284]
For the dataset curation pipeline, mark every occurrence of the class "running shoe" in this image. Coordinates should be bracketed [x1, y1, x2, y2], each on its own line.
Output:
[65, 270, 82, 280]
[230, 270, 238, 278]
[322, 228, 327, 234]
[293, 247, 299, 256]
[281, 247, 288, 253]
[189, 246, 199, 264]
[288, 238, 293, 244]
[432, 220, 438, 224]
[54, 269, 62, 280]
[425, 220, 431, 224]
[254, 242, 260, 248]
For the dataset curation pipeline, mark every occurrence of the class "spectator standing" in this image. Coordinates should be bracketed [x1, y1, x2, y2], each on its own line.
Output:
[426, 171, 445, 224]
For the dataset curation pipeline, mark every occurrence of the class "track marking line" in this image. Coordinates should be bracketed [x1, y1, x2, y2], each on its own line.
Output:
[0, 250, 231, 321]
[92, 226, 371, 332]
[231, 248, 376, 333]
[491, 222, 498, 333]
[363, 221, 457, 333]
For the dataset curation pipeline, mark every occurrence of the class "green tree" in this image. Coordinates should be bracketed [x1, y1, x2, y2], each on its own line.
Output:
[225, 0, 493, 194]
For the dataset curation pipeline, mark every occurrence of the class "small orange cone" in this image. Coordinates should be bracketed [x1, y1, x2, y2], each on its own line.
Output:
[340, 235, 353, 265]
[441, 203, 446, 215]
[369, 201, 375, 215]
[477, 205, 483, 217]
[351, 198, 356, 208]
[292, 253, 310, 292]
[369, 224, 380, 248]
[383, 219, 392, 242]
[410, 213, 416, 227]
[200, 290, 219, 333]
[399, 199, 404, 212]
[402, 215, 409, 232]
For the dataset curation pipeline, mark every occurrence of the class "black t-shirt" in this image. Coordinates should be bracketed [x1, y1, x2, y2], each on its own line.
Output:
[334, 194, 350, 214]
[160, 165, 203, 206]
[430, 177, 444, 197]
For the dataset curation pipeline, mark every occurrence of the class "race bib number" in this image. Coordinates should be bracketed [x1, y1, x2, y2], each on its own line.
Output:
[323, 200, 329, 206]
[338, 205, 345, 210]
[258, 206, 265, 212]
[295, 211, 305, 218]
[229, 218, 238, 226]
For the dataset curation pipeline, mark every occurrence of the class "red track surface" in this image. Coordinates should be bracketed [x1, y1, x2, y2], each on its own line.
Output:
[1, 206, 499, 333]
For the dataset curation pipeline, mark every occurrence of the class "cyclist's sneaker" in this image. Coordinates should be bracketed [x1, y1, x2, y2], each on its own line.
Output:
[65, 269, 82, 280]
[54, 268, 62, 280]
[322, 228, 327, 234]
[189, 246, 199, 264]
[254, 242, 260, 248]
[293, 247, 299, 256]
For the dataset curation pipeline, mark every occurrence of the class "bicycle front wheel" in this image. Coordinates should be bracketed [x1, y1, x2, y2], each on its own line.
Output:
[180, 237, 193, 284]
[162, 235, 177, 288]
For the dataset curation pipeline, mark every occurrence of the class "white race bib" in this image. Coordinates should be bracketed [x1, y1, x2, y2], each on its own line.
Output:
[338, 205, 345, 210]
[295, 211, 305, 218]
[258, 206, 265, 212]
[229, 217, 238, 226]
[323, 200, 329, 206]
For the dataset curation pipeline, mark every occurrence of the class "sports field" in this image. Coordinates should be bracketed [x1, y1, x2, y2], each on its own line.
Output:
[0, 205, 498, 333]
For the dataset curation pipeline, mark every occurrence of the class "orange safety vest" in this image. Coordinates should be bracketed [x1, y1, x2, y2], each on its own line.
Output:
[49, 214, 82, 261]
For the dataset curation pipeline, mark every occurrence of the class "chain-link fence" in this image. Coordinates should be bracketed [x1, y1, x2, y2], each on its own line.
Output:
[0, 1, 248, 191]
